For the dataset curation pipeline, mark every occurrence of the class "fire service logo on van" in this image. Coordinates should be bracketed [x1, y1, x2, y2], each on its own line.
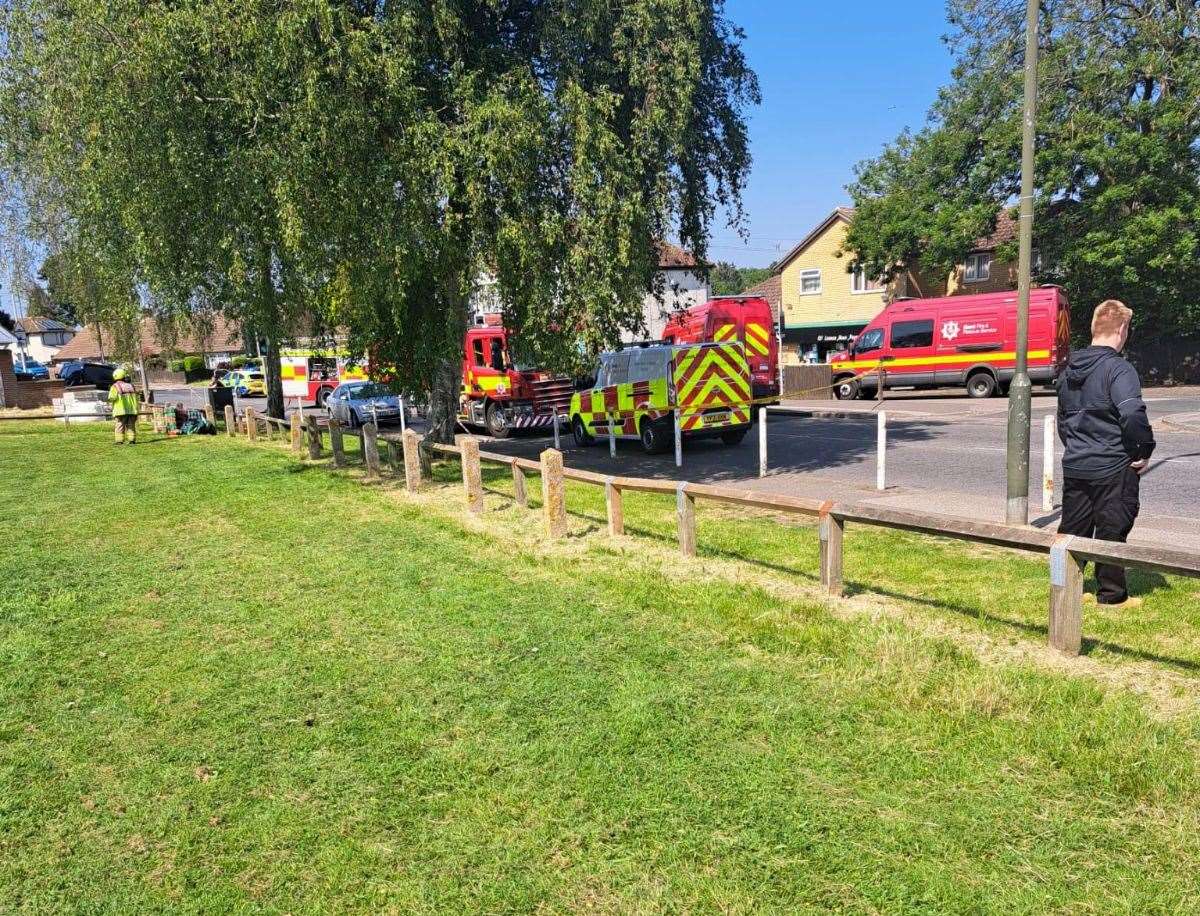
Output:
[941, 319, 996, 341]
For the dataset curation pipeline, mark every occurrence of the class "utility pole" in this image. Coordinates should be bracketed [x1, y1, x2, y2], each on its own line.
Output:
[1006, 0, 1039, 526]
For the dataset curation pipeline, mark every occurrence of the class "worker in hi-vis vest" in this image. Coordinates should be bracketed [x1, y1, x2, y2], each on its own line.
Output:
[108, 368, 140, 445]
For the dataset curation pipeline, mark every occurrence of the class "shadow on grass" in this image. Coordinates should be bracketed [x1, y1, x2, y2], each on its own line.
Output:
[845, 576, 1200, 674]
[453, 461, 1200, 672]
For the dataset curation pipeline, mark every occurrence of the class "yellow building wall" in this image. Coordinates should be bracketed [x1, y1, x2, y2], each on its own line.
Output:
[780, 219, 888, 328]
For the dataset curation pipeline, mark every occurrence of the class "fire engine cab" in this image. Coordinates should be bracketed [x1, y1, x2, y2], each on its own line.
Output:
[458, 327, 574, 438]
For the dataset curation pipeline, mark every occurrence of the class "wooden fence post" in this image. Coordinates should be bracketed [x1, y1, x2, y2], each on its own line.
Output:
[363, 422, 381, 478]
[246, 408, 258, 441]
[224, 405, 236, 437]
[290, 411, 302, 453]
[540, 448, 566, 537]
[1049, 537, 1085, 655]
[386, 439, 402, 474]
[676, 482, 696, 557]
[605, 477, 624, 536]
[306, 416, 324, 460]
[327, 418, 344, 466]
[819, 509, 845, 597]
[204, 404, 216, 427]
[402, 430, 422, 493]
[512, 462, 528, 508]
[460, 436, 483, 514]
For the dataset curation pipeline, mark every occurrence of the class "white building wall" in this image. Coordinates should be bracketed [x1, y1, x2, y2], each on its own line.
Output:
[626, 268, 710, 343]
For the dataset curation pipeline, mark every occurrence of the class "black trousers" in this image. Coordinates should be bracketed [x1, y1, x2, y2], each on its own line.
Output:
[1059, 466, 1141, 604]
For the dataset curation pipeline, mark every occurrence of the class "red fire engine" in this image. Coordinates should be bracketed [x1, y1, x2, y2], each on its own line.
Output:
[458, 326, 574, 438]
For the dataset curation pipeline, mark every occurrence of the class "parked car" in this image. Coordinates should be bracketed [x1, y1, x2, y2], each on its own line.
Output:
[58, 360, 116, 388]
[326, 381, 403, 428]
[12, 356, 50, 381]
[230, 370, 266, 397]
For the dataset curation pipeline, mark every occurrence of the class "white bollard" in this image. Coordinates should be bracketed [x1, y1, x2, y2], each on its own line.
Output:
[674, 410, 683, 468]
[553, 411, 560, 450]
[399, 395, 407, 434]
[758, 407, 767, 478]
[876, 410, 887, 491]
[1043, 413, 1055, 513]
[608, 412, 616, 458]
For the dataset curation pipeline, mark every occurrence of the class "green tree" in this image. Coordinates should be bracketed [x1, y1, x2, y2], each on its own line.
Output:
[843, 0, 1200, 337]
[710, 262, 771, 295]
[1, 0, 757, 435]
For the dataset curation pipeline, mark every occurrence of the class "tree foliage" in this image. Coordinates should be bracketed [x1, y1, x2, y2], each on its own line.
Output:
[1, 0, 758, 433]
[710, 262, 770, 295]
[843, 0, 1200, 337]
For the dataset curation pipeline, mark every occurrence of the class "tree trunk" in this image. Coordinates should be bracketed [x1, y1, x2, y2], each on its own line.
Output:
[258, 243, 285, 421]
[264, 331, 284, 420]
[424, 275, 470, 444]
[426, 356, 461, 443]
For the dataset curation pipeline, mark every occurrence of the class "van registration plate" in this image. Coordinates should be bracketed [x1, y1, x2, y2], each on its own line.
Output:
[705, 411, 730, 425]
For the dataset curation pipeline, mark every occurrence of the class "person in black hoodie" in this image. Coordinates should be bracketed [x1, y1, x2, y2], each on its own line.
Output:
[1057, 299, 1156, 606]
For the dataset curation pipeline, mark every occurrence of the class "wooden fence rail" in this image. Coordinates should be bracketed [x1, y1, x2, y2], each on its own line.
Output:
[421, 437, 1200, 658]
[220, 421, 1199, 659]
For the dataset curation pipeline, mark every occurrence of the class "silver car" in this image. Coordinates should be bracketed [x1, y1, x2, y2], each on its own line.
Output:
[325, 381, 403, 428]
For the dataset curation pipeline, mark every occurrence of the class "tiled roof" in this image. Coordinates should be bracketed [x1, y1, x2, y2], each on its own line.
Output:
[17, 316, 71, 334]
[739, 274, 782, 326]
[53, 315, 243, 361]
[656, 240, 702, 269]
[970, 210, 1018, 251]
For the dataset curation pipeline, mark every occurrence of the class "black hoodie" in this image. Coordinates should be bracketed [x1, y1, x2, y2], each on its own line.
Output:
[1057, 346, 1155, 480]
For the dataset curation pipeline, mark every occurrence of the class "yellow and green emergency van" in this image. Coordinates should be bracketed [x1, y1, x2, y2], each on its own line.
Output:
[570, 341, 753, 454]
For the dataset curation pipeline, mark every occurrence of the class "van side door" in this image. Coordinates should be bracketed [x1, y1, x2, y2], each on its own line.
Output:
[885, 314, 937, 387]
[935, 309, 1004, 386]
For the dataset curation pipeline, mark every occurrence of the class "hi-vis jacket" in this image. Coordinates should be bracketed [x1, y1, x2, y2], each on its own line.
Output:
[107, 381, 139, 417]
[570, 341, 752, 438]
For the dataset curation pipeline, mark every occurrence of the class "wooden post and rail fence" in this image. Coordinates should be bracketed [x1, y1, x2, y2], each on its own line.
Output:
[207, 415, 1200, 659]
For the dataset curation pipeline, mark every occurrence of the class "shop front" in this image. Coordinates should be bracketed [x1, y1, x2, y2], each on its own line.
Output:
[781, 321, 868, 365]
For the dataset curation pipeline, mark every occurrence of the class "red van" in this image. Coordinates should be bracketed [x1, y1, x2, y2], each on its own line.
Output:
[829, 287, 1071, 399]
[661, 296, 779, 401]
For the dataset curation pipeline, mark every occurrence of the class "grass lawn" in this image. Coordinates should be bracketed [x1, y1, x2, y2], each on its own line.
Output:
[3, 421, 1200, 913]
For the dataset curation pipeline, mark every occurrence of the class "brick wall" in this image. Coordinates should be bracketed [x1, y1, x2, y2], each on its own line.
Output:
[11, 379, 67, 410]
[0, 349, 16, 407]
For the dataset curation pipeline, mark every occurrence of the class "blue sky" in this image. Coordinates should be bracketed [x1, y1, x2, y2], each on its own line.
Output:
[712, 1, 956, 267]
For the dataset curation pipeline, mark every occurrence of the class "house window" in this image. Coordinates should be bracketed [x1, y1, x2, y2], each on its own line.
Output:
[799, 269, 821, 295]
[964, 253, 992, 283]
[851, 269, 884, 294]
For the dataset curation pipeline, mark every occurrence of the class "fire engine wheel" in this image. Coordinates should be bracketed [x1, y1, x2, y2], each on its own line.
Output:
[833, 377, 860, 400]
[572, 416, 594, 447]
[966, 372, 997, 399]
[485, 402, 511, 439]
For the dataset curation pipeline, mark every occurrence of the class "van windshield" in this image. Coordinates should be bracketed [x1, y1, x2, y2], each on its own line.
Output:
[855, 328, 884, 354]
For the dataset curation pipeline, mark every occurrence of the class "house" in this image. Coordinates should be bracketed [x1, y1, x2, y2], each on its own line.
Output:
[770, 208, 1019, 363]
[0, 317, 76, 364]
[629, 241, 710, 342]
[52, 315, 245, 368]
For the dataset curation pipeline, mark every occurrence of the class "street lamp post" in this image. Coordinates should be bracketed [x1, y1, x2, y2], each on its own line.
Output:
[1006, 0, 1040, 526]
